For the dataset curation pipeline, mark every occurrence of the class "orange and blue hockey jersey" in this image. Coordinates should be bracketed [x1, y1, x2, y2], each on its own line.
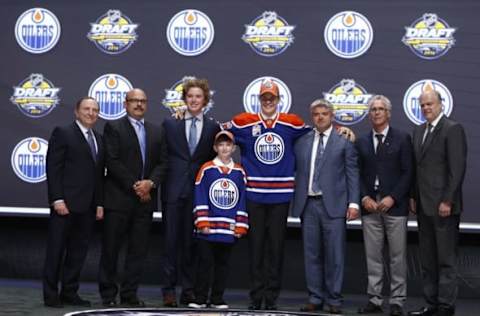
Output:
[193, 158, 249, 243]
[227, 112, 309, 204]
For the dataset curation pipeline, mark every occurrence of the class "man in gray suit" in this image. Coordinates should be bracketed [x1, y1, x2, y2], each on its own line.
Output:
[408, 90, 467, 316]
[292, 99, 360, 314]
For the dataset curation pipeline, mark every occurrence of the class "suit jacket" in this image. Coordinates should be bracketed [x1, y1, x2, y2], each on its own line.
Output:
[46, 122, 104, 213]
[292, 129, 360, 218]
[356, 127, 414, 216]
[162, 116, 220, 203]
[103, 116, 168, 211]
[412, 116, 467, 215]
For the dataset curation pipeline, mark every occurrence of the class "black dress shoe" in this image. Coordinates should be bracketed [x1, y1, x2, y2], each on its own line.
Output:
[102, 299, 117, 307]
[248, 301, 262, 310]
[437, 305, 455, 316]
[61, 295, 91, 307]
[327, 304, 342, 314]
[180, 291, 195, 305]
[265, 304, 278, 310]
[408, 306, 437, 316]
[358, 301, 383, 314]
[300, 303, 323, 312]
[390, 304, 404, 316]
[44, 297, 64, 308]
[121, 297, 146, 307]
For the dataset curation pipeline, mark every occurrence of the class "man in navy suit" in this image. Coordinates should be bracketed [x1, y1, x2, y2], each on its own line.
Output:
[99, 88, 168, 307]
[43, 97, 104, 308]
[408, 90, 467, 316]
[356, 95, 413, 316]
[292, 99, 359, 314]
[161, 78, 220, 307]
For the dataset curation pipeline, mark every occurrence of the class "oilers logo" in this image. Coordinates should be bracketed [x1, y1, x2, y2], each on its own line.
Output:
[254, 132, 285, 165]
[15, 8, 61, 54]
[11, 137, 48, 183]
[162, 77, 214, 113]
[209, 178, 239, 210]
[323, 79, 372, 125]
[242, 11, 295, 57]
[88, 74, 133, 120]
[324, 11, 373, 59]
[10, 73, 61, 118]
[243, 76, 291, 113]
[402, 13, 456, 60]
[87, 9, 139, 54]
[403, 79, 453, 125]
[166, 9, 214, 56]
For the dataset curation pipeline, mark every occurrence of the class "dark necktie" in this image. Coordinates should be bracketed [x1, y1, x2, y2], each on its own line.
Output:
[188, 117, 198, 155]
[375, 134, 384, 155]
[422, 123, 433, 148]
[312, 133, 325, 193]
[86, 129, 97, 162]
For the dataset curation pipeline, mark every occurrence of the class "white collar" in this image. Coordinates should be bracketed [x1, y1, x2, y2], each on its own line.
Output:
[213, 157, 234, 169]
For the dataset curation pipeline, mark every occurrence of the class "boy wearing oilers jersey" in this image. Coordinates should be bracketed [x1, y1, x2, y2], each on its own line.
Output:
[188, 130, 248, 309]
[225, 79, 310, 310]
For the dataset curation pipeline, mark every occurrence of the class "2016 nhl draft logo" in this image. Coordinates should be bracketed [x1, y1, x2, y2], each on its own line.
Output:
[323, 79, 373, 125]
[11, 137, 48, 183]
[403, 79, 453, 125]
[209, 178, 239, 210]
[243, 76, 291, 113]
[87, 9, 139, 54]
[402, 13, 456, 60]
[324, 11, 373, 59]
[166, 9, 214, 56]
[10, 73, 61, 118]
[242, 11, 295, 57]
[88, 74, 133, 120]
[254, 132, 285, 165]
[15, 8, 61, 54]
[162, 77, 214, 113]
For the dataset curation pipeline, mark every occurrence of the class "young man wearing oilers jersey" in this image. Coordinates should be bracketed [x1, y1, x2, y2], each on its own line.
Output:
[188, 130, 248, 309]
[226, 79, 310, 310]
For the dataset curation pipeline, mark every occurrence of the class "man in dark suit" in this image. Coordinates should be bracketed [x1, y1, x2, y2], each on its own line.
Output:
[161, 78, 220, 307]
[43, 96, 104, 308]
[292, 99, 359, 314]
[99, 88, 168, 307]
[356, 95, 413, 316]
[408, 90, 467, 316]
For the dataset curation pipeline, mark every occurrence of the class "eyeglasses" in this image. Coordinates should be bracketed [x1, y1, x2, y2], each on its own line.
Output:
[127, 98, 147, 104]
[369, 107, 387, 113]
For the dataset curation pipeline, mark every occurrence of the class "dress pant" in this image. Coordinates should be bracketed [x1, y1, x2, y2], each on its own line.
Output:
[301, 197, 345, 307]
[417, 209, 459, 310]
[43, 209, 95, 301]
[99, 207, 153, 301]
[194, 239, 233, 302]
[162, 194, 196, 296]
[247, 200, 289, 305]
[362, 213, 408, 306]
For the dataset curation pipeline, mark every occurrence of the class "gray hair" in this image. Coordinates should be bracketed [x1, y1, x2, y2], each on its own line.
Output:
[367, 95, 392, 112]
[310, 99, 334, 113]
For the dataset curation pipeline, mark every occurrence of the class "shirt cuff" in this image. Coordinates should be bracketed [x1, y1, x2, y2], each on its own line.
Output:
[348, 203, 359, 210]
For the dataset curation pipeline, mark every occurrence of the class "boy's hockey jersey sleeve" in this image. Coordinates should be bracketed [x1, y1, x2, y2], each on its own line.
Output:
[193, 162, 212, 231]
[234, 166, 248, 236]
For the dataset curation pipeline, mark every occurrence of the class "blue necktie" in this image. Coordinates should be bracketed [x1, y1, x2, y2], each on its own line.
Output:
[86, 129, 97, 162]
[135, 121, 146, 167]
[188, 117, 198, 155]
[312, 133, 324, 193]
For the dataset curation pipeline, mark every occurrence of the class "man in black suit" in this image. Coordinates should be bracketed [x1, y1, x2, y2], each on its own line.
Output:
[408, 90, 467, 316]
[161, 78, 220, 307]
[43, 96, 104, 308]
[99, 88, 168, 307]
[356, 95, 413, 316]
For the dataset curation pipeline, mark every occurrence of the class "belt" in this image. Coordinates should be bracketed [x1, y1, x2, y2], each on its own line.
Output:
[308, 195, 323, 199]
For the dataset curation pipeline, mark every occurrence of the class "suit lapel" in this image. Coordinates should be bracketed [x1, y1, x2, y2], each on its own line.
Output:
[304, 131, 314, 168]
[178, 118, 190, 156]
[420, 116, 445, 160]
[317, 130, 337, 171]
[72, 122, 96, 163]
